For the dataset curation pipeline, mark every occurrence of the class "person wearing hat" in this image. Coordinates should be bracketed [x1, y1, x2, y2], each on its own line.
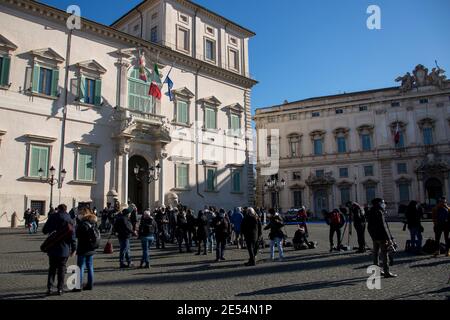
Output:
[367, 198, 397, 278]
[113, 207, 136, 268]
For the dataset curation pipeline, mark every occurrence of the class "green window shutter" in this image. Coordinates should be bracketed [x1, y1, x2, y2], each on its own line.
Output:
[30, 146, 49, 177]
[234, 171, 241, 192]
[39, 147, 49, 177]
[79, 76, 86, 103]
[0, 56, 11, 86]
[177, 165, 188, 188]
[177, 101, 188, 123]
[32, 65, 40, 93]
[94, 79, 102, 106]
[51, 69, 59, 97]
[78, 152, 86, 181]
[85, 151, 94, 181]
[78, 150, 95, 181]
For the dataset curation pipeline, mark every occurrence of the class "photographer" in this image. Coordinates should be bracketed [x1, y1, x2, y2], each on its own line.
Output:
[367, 198, 397, 278]
[347, 202, 367, 253]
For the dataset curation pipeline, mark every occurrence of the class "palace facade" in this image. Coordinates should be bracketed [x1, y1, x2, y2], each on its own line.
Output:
[254, 65, 450, 217]
[0, 0, 257, 227]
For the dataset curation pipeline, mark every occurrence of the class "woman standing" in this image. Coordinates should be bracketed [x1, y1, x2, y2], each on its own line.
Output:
[405, 201, 423, 254]
[138, 211, 157, 268]
[195, 210, 208, 255]
[74, 208, 100, 291]
[264, 212, 285, 261]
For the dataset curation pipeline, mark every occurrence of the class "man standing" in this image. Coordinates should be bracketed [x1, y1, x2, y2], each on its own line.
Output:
[241, 208, 262, 266]
[326, 209, 345, 252]
[113, 208, 136, 268]
[432, 197, 449, 257]
[42, 204, 76, 295]
[348, 202, 367, 253]
[367, 198, 398, 278]
[213, 208, 230, 262]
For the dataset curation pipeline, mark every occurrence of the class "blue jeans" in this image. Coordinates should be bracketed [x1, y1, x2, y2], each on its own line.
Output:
[29, 222, 37, 234]
[119, 238, 131, 266]
[77, 255, 94, 288]
[409, 227, 423, 251]
[270, 237, 284, 259]
[140, 236, 155, 264]
[207, 231, 215, 252]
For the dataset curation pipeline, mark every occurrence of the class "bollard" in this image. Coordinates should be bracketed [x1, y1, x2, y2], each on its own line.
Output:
[11, 212, 17, 228]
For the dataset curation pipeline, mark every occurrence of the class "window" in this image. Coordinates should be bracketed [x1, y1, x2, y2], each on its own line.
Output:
[419, 98, 429, 104]
[176, 164, 189, 189]
[288, 135, 300, 157]
[292, 172, 301, 180]
[205, 107, 217, 130]
[399, 183, 410, 202]
[313, 138, 323, 155]
[0, 55, 11, 87]
[206, 167, 217, 191]
[359, 106, 368, 112]
[312, 112, 320, 118]
[177, 27, 189, 52]
[423, 127, 433, 145]
[391, 102, 400, 107]
[231, 169, 241, 193]
[364, 165, 374, 177]
[268, 116, 276, 123]
[316, 170, 324, 178]
[339, 168, 349, 178]
[32, 66, 59, 97]
[30, 200, 45, 216]
[335, 109, 343, 114]
[77, 149, 96, 182]
[128, 68, 153, 113]
[29, 145, 49, 177]
[337, 136, 347, 153]
[293, 190, 302, 208]
[365, 186, 376, 203]
[397, 163, 407, 174]
[150, 26, 158, 43]
[205, 39, 215, 61]
[151, 12, 158, 20]
[230, 114, 240, 134]
[361, 134, 372, 151]
[340, 188, 351, 205]
[289, 114, 297, 121]
[395, 131, 405, 148]
[228, 48, 239, 71]
[80, 77, 101, 105]
[176, 100, 189, 124]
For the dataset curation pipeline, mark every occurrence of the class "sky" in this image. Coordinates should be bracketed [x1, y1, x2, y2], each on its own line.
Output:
[39, 0, 450, 114]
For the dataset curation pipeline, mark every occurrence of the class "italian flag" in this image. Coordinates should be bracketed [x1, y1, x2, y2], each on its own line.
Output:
[149, 63, 162, 100]
[138, 52, 147, 82]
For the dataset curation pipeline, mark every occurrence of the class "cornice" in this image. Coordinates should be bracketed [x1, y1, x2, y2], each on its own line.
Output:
[0, 0, 257, 88]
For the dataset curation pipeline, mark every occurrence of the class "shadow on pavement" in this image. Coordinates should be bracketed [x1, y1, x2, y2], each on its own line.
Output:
[235, 277, 367, 296]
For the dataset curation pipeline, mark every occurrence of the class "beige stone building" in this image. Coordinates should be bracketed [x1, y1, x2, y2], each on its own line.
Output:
[254, 65, 450, 217]
[0, 0, 256, 227]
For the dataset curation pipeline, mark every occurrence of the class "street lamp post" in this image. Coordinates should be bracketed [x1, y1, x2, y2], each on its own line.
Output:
[266, 177, 286, 213]
[38, 166, 67, 210]
[134, 163, 161, 210]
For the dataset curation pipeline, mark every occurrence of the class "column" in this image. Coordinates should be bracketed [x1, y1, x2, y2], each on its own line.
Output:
[159, 155, 165, 207]
[123, 153, 129, 205]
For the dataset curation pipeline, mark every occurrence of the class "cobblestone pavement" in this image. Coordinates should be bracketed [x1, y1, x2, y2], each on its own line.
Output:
[0, 222, 448, 300]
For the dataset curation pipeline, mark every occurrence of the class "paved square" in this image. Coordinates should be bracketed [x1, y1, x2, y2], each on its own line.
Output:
[0, 222, 448, 300]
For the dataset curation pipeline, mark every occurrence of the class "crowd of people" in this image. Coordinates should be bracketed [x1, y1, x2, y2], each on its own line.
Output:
[37, 196, 449, 296]
[23, 208, 41, 234]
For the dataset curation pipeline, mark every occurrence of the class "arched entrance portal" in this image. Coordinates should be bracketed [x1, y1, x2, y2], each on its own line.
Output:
[128, 155, 149, 213]
[425, 178, 443, 206]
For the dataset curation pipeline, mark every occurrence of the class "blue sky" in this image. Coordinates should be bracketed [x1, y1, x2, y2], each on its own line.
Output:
[40, 0, 450, 113]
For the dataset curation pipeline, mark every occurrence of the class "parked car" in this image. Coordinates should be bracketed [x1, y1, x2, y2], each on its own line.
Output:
[282, 209, 301, 222]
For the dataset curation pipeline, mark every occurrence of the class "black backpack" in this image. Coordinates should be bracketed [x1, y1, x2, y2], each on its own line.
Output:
[422, 238, 436, 254]
[141, 218, 156, 235]
[85, 221, 101, 250]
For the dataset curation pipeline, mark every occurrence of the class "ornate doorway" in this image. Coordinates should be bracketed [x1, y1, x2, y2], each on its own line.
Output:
[128, 155, 149, 213]
[425, 178, 443, 206]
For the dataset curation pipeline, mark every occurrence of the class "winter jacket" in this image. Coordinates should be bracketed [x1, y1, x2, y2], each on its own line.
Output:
[196, 215, 209, 241]
[264, 216, 285, 240]
[75, 213, 99, 256]
[213, 215, 230, 241]
[432, 203, 449, 226]
[405, 206, 422, 229]
[186, 213, 196, 232]
[138, 217, 157, 238]
[351, 206, 366, 226]
[241, 213, 262, 242]
[43, 211, 76, 258]
[231, 210, 244, 233]
[113, 214, 134, 240]
[367, 206, 390, 241]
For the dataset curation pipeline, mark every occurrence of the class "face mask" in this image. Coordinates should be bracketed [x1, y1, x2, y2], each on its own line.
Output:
[380, 203, 386, 210]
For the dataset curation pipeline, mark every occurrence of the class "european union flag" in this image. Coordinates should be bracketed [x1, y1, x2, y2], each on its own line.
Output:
[165, 76, 174, 101]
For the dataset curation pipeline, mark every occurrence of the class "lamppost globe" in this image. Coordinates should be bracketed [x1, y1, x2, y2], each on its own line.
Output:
[49, 166, 56, 177]
[38, 168, 44, 178]
[61, 169, 67, 180]
[134, 166, 140, 175]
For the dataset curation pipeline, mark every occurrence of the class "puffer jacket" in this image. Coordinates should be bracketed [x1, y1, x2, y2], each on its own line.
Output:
[75, 213, 99, 256]
[264, 215, 285, 240]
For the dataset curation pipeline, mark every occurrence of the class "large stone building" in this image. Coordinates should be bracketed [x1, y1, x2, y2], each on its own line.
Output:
[254, 65, 450, 217]
[0, 0, 257, 227]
